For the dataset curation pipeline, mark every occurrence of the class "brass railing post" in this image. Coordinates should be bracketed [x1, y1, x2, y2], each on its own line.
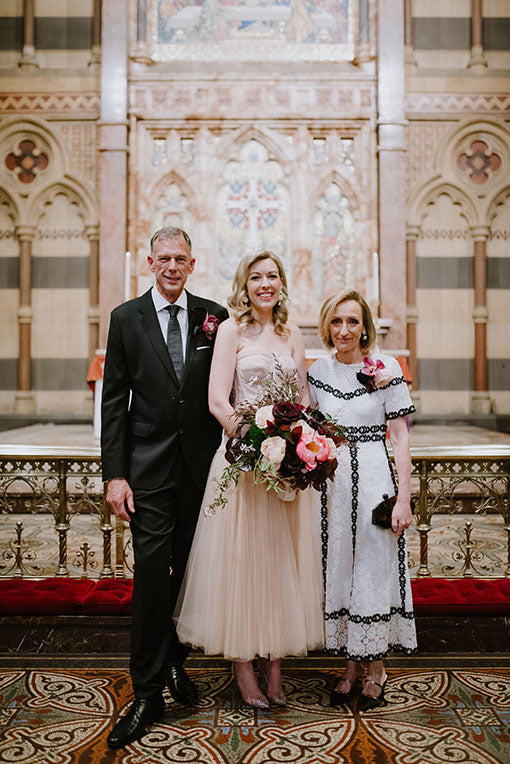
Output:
[99, 496, 114, 578]
[416, 458, 431, 577]
[55, 460, 70, 577]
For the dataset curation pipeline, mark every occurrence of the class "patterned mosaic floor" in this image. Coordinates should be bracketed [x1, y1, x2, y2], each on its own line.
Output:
[0, 660, 509, 763]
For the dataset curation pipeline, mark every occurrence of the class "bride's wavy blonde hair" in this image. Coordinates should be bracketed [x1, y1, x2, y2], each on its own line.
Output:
[228, 251, 290, 337]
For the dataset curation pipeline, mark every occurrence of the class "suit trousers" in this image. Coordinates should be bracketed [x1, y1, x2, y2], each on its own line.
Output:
[129, 451, 202, 699]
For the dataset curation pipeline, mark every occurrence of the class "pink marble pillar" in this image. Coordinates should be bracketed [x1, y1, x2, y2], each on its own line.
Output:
[89, 0, 101, 69]
[19, 0, 38, 69]
[404, 0, 417, 69]
[15, 225, 36, 413]
[470, 225, 491, 413]
[406, 226, 420, 392]
[98, 0, 128, 346]
[377, 0, 407, 349]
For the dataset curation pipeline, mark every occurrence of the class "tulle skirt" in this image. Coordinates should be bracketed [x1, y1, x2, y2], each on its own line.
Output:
[174, 450, 325, 661]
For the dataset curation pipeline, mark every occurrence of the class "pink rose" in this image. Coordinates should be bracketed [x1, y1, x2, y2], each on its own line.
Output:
[260, 436, 286, 466]
[296, 432, 331, 471]
[203, 313, 219, 339]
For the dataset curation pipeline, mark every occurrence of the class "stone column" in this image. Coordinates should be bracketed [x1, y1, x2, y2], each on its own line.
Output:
[406, 226, 420, 407]
[15, 226, 36, 413]
[470, 225, 491, 414]
[377, 0, 407, 349]
[88, 0, 101, 69]
[468, 0, 487, 71]
[86, 225, 100, 360]
[99, 0, 128, 346]
[354, 0, 372, 64]
[19, 0, 38, 70]
[131, 0, 152, 63]
[404, 0, 417, 69]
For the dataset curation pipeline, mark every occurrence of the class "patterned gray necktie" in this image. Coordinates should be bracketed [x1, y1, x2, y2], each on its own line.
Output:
[165, 304, 184, 382]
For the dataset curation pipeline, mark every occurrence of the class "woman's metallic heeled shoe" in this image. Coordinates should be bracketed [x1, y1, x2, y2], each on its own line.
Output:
[232, 663, 270, 710]
[357, 675, 388, 712]
[257, 658, 287, 707]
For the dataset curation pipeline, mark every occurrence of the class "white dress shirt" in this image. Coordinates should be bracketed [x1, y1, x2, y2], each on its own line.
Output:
[151, 286, 189, 363]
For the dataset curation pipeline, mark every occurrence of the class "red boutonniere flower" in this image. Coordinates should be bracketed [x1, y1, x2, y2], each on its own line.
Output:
[202, 313, 219, 339]
[356, 356, 393, 393]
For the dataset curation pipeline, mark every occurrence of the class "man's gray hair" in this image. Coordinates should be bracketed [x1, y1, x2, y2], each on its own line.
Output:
[150, 226, 192, 255]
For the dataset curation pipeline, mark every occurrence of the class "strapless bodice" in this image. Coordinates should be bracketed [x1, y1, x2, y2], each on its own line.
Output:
[233, 348, 297, 405]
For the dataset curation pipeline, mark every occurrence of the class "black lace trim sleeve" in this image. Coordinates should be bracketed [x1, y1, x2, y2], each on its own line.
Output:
[385, 405, 416, 421]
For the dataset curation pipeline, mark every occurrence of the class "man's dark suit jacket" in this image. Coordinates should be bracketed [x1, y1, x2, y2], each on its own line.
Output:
[101, 288, 229, 492]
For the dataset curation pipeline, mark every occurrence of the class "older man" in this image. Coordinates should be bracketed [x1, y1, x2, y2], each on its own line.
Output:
[102, 227, 228, 749]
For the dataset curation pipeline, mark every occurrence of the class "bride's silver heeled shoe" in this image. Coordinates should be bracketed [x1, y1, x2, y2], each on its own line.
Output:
[232, 662, 270, 709]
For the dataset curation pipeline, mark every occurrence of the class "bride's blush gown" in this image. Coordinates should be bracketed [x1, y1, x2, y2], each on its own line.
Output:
[174, 347, 325, 661]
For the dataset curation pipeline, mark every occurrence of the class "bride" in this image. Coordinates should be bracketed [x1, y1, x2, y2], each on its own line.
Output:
[174, 251, 324, 707]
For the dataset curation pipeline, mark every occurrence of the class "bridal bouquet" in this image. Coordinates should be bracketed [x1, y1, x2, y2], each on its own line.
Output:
[208, 359, 347, 514]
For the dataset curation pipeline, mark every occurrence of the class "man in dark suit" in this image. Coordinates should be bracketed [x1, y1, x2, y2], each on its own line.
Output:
[102, 226, 228, 749]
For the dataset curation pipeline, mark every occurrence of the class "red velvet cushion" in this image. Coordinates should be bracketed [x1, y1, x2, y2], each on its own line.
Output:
[412, 578, 510, 616]
[0, 578, 95, 616]
[81, 578, 133, 615]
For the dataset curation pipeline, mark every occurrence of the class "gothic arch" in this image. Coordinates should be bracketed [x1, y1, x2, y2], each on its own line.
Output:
[25, 176, 96, 229]
[435, 118, 510, 176]
[311, 169, 361, 217]
[487, 185, 510, 226]
[216, 125, 294, 174]
[149, 170, 197, 216]
[408, 177, 478, 229]
[0, 186, 20, 224]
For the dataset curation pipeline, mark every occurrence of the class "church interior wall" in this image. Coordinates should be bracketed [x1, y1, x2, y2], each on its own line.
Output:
[0, 0, 508, 422]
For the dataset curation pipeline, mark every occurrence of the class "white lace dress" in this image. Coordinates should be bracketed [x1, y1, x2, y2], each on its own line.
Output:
[308, 353, 417, 661]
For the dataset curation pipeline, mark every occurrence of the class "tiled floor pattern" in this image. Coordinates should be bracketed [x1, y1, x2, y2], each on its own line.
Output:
[0, 659, 509, 763]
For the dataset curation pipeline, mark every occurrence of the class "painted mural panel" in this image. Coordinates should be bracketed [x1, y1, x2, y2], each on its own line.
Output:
[152, 0, 355, 61]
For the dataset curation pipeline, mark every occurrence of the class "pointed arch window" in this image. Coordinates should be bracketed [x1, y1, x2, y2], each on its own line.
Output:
[313, 182, 355, 299]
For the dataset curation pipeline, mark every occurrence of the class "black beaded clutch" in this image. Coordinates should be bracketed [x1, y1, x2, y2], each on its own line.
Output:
[371, 494, 398, 529]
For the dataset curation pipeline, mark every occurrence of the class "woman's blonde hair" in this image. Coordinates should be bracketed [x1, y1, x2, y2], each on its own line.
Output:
[318, 290, 376, 352]
[228, 251, 290, 337]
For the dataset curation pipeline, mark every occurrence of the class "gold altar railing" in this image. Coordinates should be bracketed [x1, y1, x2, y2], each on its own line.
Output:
[0, 444, 509, 580]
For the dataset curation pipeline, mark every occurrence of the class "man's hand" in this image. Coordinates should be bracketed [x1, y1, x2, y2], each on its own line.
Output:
[105, 478, 134, 522]
[391, 497, 413, 536]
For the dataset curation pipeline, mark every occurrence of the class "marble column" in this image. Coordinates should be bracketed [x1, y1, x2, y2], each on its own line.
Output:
[19, 0, 38, 70]
[468, 0, 487, 72]
[15, 226, 36, 413]
[377, 0, 407, 349]
[406, 226, 420, 407]
[99, 0, 128, 346]
[131, 0, 152, 63]
[354, 0, 372, 64]
[88, 0, 101, 69]
[470, 225, 491, 414]
[86, 225, 100, 360]
[404, 0, 417, 69]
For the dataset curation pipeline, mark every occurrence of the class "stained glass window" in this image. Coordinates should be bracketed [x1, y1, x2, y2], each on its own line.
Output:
[215, 140, 289, 303]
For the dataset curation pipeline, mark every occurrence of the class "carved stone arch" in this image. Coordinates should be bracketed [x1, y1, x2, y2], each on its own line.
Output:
[0, 185, 21, 224]
[312, 168, 361, 217]
[150, 169, 197, 217]
[216, 124, 294, 175]
[434, 119, 509, 195]
[0, 117, 70, 194]
[487, 185, 510, 227]
[408, 177, 478, 228]
[25, 177, 96, 228]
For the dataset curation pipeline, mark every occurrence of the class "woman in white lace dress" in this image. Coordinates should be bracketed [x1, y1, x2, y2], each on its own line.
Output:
[175, 252, 324, 708]
[308, 291, 417, 711]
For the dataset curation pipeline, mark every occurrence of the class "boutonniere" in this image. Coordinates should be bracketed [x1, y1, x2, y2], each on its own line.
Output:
[191, 306, 219, 339]
[356, 356, 393, 393]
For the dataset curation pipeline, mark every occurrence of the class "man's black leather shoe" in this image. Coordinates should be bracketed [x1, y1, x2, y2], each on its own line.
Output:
[107, 696, 165, 749]
[164, 664, 199, 705]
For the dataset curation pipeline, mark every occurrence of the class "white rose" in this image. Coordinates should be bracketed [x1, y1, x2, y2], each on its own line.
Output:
[290, 419, 314, 438]
[260, 436, 286, 466]
[374, 369, 393, 388]
[325, 437, 337, 459]
[255, 405, 275, 429]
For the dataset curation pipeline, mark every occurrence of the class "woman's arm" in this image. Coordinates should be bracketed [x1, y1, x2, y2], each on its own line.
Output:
[289, 322, 310, 407]
[208, 318, 240, 434]
[387, 416, 413, 536]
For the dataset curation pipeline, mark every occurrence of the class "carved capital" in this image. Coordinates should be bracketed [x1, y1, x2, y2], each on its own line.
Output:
[406, 306, 419, 323]
[17, 306, 33, 324]
[472, 306, 488, 323]
[16, 225, 36, 242]
[85, 224, 100, 242]
[406, 225, 421, 241]
[470, 225, 490, 242]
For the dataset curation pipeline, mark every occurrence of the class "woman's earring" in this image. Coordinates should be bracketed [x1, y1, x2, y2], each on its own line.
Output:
[361, 331, 368, 341]
[242, 293, 250, 307]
